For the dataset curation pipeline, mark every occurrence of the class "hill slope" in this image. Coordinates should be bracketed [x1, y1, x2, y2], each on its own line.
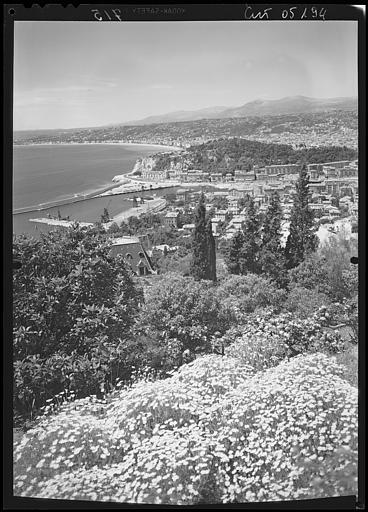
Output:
[121, 96, 357, 126]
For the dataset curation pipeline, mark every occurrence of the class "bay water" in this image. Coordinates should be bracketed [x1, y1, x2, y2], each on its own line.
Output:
[12, 143, 177, 236]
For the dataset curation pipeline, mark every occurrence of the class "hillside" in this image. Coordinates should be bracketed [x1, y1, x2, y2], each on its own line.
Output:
[120, 96, 358, 126]
[144, 138, 358, 175]
[13, 108, 358, 150]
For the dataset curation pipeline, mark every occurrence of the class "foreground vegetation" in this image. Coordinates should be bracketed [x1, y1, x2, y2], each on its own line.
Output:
[14, 352, 357, 503]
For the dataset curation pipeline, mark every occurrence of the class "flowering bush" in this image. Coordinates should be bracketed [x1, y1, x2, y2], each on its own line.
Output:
[224, 308, 346, 371]
[14, 353, 357, 504]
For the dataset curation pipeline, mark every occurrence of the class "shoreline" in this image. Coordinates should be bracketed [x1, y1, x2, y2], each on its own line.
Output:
[13, 182, 176, 216]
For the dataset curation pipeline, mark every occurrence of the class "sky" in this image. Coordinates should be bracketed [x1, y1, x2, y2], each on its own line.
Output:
[13, 21, 358, 131]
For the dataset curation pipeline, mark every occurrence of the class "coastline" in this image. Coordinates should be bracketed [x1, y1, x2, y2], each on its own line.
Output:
[13, 181, 121, 215]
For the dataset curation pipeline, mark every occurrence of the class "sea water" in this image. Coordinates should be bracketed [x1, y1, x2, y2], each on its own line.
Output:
[11, 143, 177, 236]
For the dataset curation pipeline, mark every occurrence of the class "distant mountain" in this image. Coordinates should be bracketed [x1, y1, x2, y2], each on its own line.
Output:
[120, 96, 358, 126]
[13, 96, 358, 139]
[119, 105, 231, 126]
[218, 96, 358, 118]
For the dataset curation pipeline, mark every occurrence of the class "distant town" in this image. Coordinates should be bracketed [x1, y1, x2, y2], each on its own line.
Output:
[14, 109, 358, 150]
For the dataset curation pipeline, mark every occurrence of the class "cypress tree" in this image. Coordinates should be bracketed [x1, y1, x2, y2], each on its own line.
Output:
[191, 192, 210, 281]
[206, 217, 217, 282]
[259, 192, 288, 287]
[285, 164, 319, 269]
[239, 197, 262, 275]
[101, 208, 110, 223]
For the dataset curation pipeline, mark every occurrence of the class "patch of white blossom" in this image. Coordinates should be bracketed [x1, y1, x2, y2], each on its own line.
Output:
[14, 353, 357, 504]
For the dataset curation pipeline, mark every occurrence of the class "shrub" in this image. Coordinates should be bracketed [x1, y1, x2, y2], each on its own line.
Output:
[224, 309, 346, 371]
[322, 299, 358, 344]
[14, 354, 357, 504]
[289, 234, 358, 302]
[283, 286, 332, 319]
[13, 226, 143, 421]
[136, 273, 234, 366]
[216, 274, 286, 321]
[288, 254, 331, 294]
[155, 251, 192, 276]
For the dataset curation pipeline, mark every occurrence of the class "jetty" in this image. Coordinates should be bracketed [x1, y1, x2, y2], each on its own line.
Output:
[29, 218, 93, 228]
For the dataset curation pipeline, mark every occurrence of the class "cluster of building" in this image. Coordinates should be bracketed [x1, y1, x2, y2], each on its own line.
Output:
[164, 159, 358, 241]
[307, 160, 358, 215]
[139, 163, 304, 184]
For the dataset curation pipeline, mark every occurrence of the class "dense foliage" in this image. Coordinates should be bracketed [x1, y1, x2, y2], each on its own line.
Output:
[225, 194, 286, 284]
[135, 273, 232, 366]
[154, 138, 358, 176]
[13, 226, 143, 421]
[216, 274, 286, 322]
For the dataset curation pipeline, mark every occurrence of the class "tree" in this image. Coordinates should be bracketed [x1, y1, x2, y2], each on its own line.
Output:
[239, 197, 262, 275]
[285, 165, 319, 269]
[101, 207, 110, 224]
[206, 217, 217, 282]
[136, 273, 232, 365]
[107, 222, 120, 235]
[217, 274, 286, 320]
[13, 226, 143, 420]
[211, 196, 228, 210]
[259, 192, 288, 287]
[331, 196, 340, 208]
[225, 229, 246, 275]
[191, 192, 216, 281]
